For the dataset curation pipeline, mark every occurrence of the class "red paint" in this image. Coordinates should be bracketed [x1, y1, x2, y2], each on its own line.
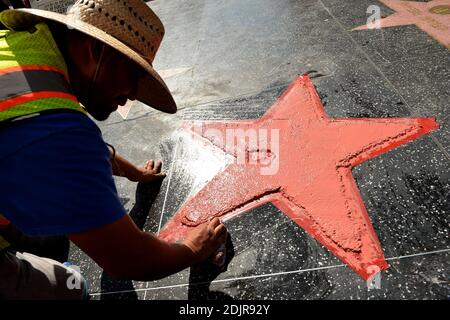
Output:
[353, 0, 450, 49]
[159, 75, 438, 280]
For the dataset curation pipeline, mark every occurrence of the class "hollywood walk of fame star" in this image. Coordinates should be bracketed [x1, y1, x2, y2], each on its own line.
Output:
[158, 75, 438, 280]
[353, 0, 450, 49]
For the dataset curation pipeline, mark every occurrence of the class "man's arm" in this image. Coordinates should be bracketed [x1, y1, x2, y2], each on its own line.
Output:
[68, 215, 226, 281]
[107, 144, 165, 182]
[0, 116, 224, 281]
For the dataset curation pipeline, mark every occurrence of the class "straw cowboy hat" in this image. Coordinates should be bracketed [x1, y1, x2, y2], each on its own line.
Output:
[0, 0, 177, 113]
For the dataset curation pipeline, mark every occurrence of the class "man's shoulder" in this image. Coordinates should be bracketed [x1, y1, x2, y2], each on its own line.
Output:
[0, 112, 104, 160]
[0, 112, 125, 236]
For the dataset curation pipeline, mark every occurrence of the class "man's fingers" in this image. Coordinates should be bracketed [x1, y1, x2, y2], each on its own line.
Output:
[143, 160, 163, 174]
[214, 223, 227, 238]
[154, 172, 166, 179]
[206, 218, 220, 237]
[154, 161, 162, 173]
[208, 217, 221, 229]
[211, 219, 227, 242]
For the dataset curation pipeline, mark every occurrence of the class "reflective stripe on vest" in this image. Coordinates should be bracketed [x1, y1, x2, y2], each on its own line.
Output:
[0, 214, 11, 251]
[0, 214, 10, 226]
[0, 66, 77, 111]
[0, 22, 87, 122]
[0, 235, 10, 250]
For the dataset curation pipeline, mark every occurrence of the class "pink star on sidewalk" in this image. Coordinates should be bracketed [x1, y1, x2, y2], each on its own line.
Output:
[353, 0, 450, 49]
[159, 75, 438, 280]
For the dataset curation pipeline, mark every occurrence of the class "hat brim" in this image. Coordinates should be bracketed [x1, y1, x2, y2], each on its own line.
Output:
[0, 8, 177, 114]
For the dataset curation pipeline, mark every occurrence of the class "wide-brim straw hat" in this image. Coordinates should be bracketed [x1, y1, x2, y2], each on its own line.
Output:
[0, 0, 177, 113]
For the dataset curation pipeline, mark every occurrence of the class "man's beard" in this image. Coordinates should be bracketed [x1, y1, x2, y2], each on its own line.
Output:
[83, 102, 113, 121]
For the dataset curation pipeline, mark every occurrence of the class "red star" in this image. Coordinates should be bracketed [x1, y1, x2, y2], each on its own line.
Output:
[159, 75, 438, 280]
[353, 0, 450, 49]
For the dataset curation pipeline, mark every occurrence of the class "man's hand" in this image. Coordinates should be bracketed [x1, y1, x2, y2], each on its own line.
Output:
[181, 218, 227, 264]
[137, 160, 166, 183]
[108, 144, 166, 183]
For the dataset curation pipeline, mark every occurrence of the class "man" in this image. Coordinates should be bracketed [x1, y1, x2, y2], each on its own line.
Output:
[0, 0, 227, 299]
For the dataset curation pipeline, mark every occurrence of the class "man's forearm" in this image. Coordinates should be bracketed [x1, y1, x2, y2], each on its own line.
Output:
[108, 145, 142, 181]
[68, 215, 198, 282]
[117, 231, 196, 281]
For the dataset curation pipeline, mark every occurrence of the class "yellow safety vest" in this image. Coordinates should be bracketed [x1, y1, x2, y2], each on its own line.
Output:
[0, 22, 87, 249]
[0, 22, 86, 123]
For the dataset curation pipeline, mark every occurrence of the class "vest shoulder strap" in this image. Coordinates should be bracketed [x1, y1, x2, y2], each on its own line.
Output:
[0, 23, 87, 123]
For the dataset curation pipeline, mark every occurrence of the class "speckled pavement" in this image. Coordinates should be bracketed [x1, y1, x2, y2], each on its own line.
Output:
[68, 0, 450, 300]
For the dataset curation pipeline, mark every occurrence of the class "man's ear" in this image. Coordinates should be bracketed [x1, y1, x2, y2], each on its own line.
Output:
[89, 38, 105, 63]
[65, 30, 98, 72]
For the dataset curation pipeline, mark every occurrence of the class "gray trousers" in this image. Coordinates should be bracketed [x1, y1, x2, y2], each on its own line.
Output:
[0, 224, 87, 300]
[0, 250, 87, 300]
